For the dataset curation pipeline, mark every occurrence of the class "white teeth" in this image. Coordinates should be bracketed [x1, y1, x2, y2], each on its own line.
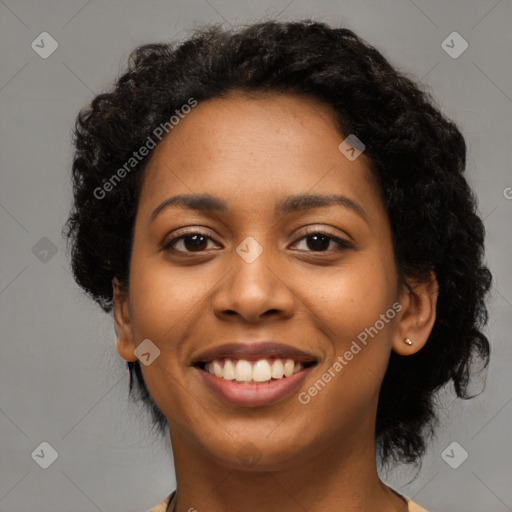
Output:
[271, 359, 284, 378]
[204, 357, 307, 383]
[213, 360, 223, 378]
[222, 359, 236, 380]
[235, 360, 253, 382]
[252, 359, 272, 382]
[283, 359, 295, 377]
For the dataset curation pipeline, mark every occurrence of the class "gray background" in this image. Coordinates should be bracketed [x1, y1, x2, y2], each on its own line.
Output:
[0, 1, 511, 511]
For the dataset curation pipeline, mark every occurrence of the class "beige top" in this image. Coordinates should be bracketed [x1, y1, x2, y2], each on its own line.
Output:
[149, 490, 429, 511]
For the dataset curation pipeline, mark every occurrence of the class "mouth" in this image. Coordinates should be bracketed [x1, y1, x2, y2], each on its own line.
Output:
[193, 357, 318, 384]
[191, 342, 319, 407]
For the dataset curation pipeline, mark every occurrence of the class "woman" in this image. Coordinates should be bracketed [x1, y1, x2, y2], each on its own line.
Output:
[64, 20, 492, 512]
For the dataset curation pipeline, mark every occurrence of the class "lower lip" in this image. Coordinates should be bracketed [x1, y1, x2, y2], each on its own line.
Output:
[195, 365, 315, 407]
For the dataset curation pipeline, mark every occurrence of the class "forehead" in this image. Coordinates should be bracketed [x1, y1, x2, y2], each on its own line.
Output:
[138, 91, 381, 220]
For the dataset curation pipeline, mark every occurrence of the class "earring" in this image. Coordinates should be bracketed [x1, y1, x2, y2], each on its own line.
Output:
[404, 338, 413, 346]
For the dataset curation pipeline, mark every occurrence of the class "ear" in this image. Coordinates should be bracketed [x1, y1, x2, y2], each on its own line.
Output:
[113, 277, 138, 362]
[392, 271, 439, 356]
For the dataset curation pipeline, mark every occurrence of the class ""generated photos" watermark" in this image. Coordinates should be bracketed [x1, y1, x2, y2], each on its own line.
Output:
[298, 301, 402, 405]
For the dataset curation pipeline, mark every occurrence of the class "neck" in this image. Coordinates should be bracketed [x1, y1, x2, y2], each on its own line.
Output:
[167, 416, 407, 512]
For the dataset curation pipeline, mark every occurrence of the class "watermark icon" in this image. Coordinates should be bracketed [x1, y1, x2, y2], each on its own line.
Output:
[338, 134, 365, 161]
[31, 32, 58, 59]
[503, 187, 512, 200]
[93, 98, 198, 200]
[31, 441, 58, 469]
[236, 236, 263, 264]
[237, 442, 263, 467]
[134, 339, 161, 366]
[298, 301, 402, 405]
[441, 32, 468, 59]
[32, 237, 58, 263]
[441, 441, 468, 469]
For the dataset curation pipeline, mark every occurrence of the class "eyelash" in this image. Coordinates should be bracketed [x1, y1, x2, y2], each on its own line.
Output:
[162, 228, 353, 254]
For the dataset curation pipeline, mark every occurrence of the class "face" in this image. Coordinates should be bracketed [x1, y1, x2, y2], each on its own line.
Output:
[114, 91, 432, 470]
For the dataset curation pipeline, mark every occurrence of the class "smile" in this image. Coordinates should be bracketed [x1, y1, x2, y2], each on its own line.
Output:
[194, 357, 318, 407]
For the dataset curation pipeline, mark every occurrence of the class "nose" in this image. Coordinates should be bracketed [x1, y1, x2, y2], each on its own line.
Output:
[211, 247, 296, 324]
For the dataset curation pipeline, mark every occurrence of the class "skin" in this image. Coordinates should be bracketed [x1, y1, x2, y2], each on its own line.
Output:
[113, 91, 438, 512]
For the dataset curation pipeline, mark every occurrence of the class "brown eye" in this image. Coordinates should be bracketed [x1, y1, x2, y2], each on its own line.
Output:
[292, 230, 353, 252]
[163, 228, 352, 254]
[163, 232, 220, 253]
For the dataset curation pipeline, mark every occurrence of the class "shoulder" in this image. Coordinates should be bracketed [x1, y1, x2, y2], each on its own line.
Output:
[406, 497, 429, 512]
[387, 485, 429, 512]
[148, 491, 174, 512]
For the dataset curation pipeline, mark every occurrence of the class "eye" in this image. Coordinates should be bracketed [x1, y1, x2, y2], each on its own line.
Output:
[291, 228, 353, 252]
[163, 228, 353, 254]
[163, 230, 221, 253]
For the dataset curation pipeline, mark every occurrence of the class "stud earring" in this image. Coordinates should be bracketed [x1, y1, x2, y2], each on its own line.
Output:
[404, 338, 413, 346]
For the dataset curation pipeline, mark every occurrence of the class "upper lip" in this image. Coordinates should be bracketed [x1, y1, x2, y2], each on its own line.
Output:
[191, 342, 319, 365]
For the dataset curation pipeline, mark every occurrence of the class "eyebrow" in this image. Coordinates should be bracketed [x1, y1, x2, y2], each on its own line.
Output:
[150, 193, 369, 224]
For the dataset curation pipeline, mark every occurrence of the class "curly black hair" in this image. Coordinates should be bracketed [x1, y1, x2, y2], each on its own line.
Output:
[63, 19, 492, 467]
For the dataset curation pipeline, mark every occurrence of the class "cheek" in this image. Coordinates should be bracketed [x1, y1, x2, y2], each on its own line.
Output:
[292, 259, 397, 430]
[128, 254, 204, 340]
[301, 256, 397, 350]
[126, 253, 204, 414]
